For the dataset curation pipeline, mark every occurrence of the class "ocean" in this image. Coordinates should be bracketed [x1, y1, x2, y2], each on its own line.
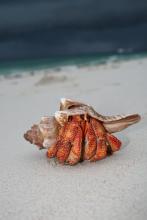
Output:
[0, 52, 147, 77]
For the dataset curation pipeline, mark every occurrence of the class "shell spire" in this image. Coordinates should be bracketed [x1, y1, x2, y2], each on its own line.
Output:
[24, 116, 60, 149]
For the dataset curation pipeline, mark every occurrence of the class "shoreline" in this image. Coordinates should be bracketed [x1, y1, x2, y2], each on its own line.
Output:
[0, 51, 147, 79]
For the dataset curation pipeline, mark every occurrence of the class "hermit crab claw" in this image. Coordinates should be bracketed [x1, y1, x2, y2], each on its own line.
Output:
[24, 98, 141, 166]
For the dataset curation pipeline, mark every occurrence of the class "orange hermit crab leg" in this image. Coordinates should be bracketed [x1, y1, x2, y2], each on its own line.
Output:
[47, 124, 66, 159]
[66, 125, 83, 165]
[56, 120, 80, 164]
[83, 121, 97, 160]
[55, 123, 72, 164]
[90, 118, 107, 161]
[47, 143, 58, 158]
[56, 140, 71, 164]
[90, 139, 107, 161]
[106, 133, 121, 152]
[91, 118, 121, 152]
[90, 118, 106, 138]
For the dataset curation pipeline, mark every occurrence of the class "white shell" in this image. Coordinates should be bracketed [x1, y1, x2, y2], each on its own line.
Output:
[55, 98, 141, 133]
[39, 116, 60, 147]
[24, 98, 141, 148]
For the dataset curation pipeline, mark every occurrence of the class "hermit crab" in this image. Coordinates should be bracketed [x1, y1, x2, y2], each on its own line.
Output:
[24, 98, 141, 165]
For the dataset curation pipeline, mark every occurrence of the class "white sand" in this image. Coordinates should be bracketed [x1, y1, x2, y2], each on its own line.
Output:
[0, 58, 147, 220]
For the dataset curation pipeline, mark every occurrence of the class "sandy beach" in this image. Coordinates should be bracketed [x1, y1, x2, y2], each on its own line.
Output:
[0, 57, 147, 220]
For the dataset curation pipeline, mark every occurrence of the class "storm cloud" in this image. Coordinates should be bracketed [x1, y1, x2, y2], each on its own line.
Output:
[0, 0, 147, 60]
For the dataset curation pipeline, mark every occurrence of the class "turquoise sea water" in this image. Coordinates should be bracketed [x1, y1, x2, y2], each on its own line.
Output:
[0, 52, 147, 76]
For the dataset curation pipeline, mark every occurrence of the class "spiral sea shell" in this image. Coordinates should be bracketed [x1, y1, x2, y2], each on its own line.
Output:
[24, 98, 141, 165]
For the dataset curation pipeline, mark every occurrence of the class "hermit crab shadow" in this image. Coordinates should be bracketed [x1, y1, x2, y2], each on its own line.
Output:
[24, 150, 45, 164]
[115, 132, 130, 150]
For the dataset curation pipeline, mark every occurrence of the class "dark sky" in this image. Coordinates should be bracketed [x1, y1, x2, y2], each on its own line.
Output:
[0, 0, 147, 60]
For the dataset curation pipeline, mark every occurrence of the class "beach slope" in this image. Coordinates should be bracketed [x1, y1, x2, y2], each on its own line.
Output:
[0, 58, 147, 220]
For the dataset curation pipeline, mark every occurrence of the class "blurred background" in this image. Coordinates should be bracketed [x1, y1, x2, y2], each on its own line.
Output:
[0, 0, 147, 72]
